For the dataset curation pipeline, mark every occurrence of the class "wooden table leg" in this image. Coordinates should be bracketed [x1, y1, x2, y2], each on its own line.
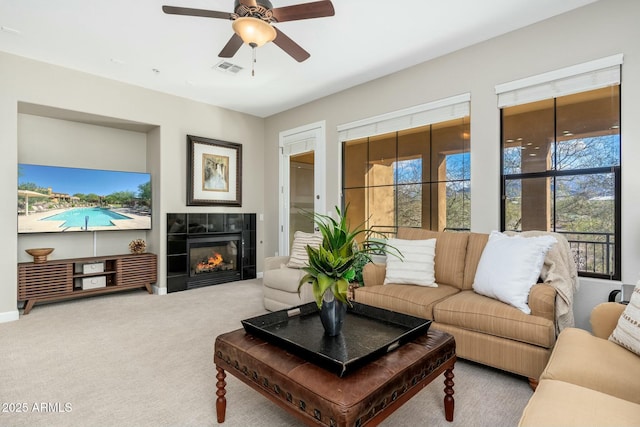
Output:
[444, 365, 455, 422]
[216, 366, 227, 423]
[23, 300, 36, 315]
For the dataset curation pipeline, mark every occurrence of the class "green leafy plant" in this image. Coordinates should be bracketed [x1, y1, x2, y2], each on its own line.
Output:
[351, 251, 369, 285]
[297, 205, 400, 308]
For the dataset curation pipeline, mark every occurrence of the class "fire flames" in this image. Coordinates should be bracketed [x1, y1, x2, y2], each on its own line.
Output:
[197, 253, 223, 272]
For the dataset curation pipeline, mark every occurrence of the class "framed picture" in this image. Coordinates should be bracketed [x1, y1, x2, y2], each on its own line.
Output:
[187, 135, 242, 206]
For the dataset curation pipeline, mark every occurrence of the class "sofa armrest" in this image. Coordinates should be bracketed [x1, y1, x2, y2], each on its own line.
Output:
[590, 302, 625, 339]
[264, 256, 291, 272]
[362, 262, 386, 287]
[528, 284, 556, 321]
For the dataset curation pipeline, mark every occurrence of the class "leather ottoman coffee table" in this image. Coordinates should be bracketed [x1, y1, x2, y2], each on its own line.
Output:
[214, 328, 456, 426]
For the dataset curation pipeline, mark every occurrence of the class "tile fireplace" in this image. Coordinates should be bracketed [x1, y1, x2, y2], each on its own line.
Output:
[166, 213, 256, 293]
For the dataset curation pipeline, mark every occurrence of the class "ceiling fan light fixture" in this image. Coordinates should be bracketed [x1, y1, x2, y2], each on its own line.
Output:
[232, 17, 276, 48]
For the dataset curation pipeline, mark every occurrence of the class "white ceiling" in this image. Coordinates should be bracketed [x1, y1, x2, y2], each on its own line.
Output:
[0, 0, 597, 118]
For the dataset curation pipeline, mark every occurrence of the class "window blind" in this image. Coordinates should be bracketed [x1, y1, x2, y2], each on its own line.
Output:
[337, 93, 470, 142]
[495, 54, 623, 108]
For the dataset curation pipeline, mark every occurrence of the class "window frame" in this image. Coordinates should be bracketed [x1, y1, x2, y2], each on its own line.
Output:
[499, 96, 621, 280]
[341, 120, 470, 235]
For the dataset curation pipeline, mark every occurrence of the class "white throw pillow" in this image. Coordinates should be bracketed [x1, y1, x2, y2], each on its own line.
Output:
[609, 283, 640, 356]
[286, 231, 323, 269]
[472, 231, 557, 314]
[384, 238, 437, 287]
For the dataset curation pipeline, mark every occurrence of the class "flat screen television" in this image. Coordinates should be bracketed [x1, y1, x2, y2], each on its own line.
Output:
[18, 163, 151, 234]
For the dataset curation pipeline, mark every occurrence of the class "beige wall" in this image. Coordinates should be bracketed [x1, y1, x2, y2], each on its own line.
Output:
[0, 52, 265, 321]
[264, 0, 640, 330]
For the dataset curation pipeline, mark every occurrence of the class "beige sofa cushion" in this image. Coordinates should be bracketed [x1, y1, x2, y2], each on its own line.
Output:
[264, 255, 291, 272]
[591, 302, 626, 339]
[362, 262, 387, 287]
[462, 232, 489, 290]
[527, 284, 556, 322]
[354, 283, 459, 320]
[263, 264, 307, 293]
[518, 379, 640, 427]
[264, 284, 315, 311]
[541, 327, 640, 404]
[263, 257, 316, 311]
[397, 228, 468, 289]
[433, 290, 555, 348]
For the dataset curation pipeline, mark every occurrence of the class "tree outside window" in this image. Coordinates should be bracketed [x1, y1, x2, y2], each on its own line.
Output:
[342, 118, 470, 240]
[501, 86, 621, 279]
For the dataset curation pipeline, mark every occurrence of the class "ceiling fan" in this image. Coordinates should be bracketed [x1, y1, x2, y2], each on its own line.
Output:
[162, 1, 335, 63]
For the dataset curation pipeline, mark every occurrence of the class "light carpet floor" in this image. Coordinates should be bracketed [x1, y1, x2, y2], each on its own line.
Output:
[0, 279, 533, 426]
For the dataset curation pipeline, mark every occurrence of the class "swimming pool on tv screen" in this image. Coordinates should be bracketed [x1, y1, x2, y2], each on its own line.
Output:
[43, 207, 132, 228]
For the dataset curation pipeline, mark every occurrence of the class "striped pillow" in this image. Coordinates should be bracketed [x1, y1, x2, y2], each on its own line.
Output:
[287, 231, 323, 269]
[609, 283, 640, 356]
[383, 238, 437, 287]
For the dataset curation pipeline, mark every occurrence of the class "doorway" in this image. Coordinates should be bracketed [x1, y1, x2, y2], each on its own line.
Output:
[279, 121, 326, 256]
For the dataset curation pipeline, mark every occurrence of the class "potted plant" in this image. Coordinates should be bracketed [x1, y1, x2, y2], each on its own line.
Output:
[350, 250, 369, 287]
[298, 205, 399, 335]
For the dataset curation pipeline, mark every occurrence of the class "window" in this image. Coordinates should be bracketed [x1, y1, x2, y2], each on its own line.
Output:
[342, 118, 470, 238]
[500, 85, 621, 279]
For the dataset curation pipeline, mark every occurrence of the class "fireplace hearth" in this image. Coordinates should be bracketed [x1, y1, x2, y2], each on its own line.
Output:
[166, 213, 256, 293]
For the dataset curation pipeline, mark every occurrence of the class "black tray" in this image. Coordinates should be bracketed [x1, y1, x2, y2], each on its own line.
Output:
[241, 302, 431, 377]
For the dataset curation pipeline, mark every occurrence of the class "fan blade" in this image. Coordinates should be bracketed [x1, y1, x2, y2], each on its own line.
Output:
[162, 6, 232, 20]
[218, 33, 244, 58]
[273, 28, 310, 62]
[271, 1, 335, 22]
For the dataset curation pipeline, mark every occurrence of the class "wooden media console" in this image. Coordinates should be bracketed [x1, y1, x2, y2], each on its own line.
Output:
[18, 253, 157, 314]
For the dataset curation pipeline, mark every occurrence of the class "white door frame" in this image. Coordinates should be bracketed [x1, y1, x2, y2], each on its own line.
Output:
[279, 121, 326, 256]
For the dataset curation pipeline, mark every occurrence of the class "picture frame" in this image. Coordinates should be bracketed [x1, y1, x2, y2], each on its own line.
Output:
[187, 135, 242, 206]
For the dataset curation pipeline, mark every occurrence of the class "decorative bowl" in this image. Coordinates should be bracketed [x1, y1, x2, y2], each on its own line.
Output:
[25, 248, 54, 264]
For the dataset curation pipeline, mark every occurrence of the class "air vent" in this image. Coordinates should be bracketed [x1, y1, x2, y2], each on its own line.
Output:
[215, 61, 243, 74]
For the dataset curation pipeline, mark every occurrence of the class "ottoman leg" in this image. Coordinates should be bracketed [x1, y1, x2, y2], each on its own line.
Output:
[216, 366, 227, 423]
[444, 366, 455, 422]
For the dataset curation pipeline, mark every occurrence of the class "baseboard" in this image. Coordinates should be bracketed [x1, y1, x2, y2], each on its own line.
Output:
[0, 310, 20, 323]
[257, 272, 263, 279]
[154, 285, 167, 295]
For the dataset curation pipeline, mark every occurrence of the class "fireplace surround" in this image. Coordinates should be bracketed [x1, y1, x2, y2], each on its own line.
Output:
[166, 213, 256, 293]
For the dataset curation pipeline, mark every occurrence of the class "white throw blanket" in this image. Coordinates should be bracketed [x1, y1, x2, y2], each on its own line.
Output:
[505, 230, 579, 332]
